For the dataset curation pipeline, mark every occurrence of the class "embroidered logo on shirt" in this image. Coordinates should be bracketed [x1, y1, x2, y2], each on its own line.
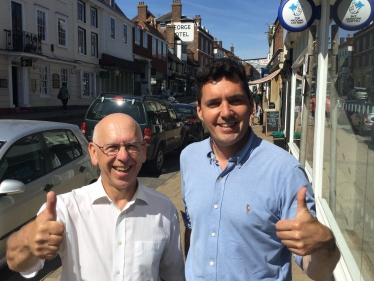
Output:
[246, 204, 251, 213]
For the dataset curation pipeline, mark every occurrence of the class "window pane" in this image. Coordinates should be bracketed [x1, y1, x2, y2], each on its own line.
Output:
[42, 130, 74, 167]
[324, 24, 374, 280]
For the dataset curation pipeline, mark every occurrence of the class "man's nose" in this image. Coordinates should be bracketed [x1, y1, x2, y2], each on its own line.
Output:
[220, 102, 232, 116]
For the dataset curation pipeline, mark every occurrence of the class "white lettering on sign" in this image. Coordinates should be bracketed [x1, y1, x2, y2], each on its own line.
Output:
[174, 22, 194, 42]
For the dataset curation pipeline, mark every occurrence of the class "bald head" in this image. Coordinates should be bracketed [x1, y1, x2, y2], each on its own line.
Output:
[92, 113, 143, 144]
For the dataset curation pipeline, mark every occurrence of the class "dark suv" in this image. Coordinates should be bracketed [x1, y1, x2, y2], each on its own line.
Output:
[80, 93, 189, 174]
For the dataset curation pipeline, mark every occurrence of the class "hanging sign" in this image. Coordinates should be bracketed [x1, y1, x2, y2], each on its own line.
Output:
[332, 0, 374, 31]
[278, 0, 318, 32]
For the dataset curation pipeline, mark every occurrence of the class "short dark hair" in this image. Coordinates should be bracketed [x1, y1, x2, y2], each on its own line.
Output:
[62, 82, 67, 87]
[194, 58, 250, 104]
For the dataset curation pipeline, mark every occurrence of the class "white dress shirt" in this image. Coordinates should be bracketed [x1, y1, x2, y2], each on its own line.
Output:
[22, 178, 185, 281]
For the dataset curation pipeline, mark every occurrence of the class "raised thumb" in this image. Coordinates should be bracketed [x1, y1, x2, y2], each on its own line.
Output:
[44, 191, 57, 221]
[296, 187, 308, 216]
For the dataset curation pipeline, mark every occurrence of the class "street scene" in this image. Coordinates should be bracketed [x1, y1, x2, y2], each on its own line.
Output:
[1, 0, 374, 280]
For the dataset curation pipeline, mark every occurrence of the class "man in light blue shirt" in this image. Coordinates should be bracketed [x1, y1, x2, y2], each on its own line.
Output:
[181, 58, 340, 280]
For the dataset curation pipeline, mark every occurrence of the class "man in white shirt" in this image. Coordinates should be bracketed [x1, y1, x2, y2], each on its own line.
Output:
[6, 113, 185, 281]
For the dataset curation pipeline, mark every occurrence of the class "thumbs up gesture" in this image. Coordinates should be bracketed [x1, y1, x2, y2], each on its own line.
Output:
[27, 191, 65, 260]
[275, 187, 333, 256]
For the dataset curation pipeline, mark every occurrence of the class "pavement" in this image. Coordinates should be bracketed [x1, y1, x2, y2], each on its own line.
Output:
[1, 96, 311, 280]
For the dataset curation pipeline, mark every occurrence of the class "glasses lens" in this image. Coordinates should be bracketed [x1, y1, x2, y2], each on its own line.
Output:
[102, 142, 143, 156]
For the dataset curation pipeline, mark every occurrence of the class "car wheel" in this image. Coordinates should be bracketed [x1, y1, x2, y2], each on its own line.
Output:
[148, 145, 164, 175]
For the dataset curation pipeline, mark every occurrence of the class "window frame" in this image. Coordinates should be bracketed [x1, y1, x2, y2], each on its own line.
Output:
[90, 7, 98, 28]
[123, 23, 128, 44]
[78, 27, 86, 55]
[57, 15, 67, 47]
[91, 32, 98, 58]
[77, 1, 86, 23]
[110, 17, 116, 40]
[36, 9, 47, 42]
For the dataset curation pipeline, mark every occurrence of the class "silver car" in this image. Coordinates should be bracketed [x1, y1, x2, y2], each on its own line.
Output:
[350, 103, 374, 135]
[0, 120, 99, 267]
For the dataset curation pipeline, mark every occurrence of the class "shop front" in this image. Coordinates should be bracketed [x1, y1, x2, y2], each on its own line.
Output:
[280, 1, 374, 280]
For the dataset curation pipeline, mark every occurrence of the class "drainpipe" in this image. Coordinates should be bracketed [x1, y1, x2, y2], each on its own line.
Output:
[299, 25, 316, 167]
[329, 24, 339, 215]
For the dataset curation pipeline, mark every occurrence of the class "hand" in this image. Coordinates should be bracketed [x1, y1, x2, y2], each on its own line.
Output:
[27, 192, 64, 260]
[275, 187, 333, 256]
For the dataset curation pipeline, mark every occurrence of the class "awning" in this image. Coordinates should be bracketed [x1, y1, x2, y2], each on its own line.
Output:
[248, 69, 281, 85]
[100, 53, 143, 72]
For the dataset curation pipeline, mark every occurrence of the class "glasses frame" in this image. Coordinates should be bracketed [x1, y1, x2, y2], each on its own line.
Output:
[93, 141, 145, 156]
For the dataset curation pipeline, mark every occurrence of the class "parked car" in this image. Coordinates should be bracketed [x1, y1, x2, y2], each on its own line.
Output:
[171, 103, 209, 141]
[337, 99, 367, 125]
[348, 87, 368, 100]
[80, 93, 190, 175]
[350, 102, 374, 135]
[158, 94, 179, 103]
[0, 120, 99, 268]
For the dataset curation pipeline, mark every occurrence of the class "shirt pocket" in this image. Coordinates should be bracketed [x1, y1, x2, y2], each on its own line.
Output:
[133, 241, 166, 280]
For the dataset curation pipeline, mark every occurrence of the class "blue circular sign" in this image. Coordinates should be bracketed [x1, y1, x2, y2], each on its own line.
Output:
[278, 0, 317, 32]
[332, 0, 374, 31]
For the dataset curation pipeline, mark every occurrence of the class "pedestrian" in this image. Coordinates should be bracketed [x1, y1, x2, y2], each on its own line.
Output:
[254, 88, 262, 108]
[6, 113, 185, 281]
[249, 108, 256, 126]
[180, 58, 340, 281]
[57, 82, 70, 113]
[256, 102, 262, 118]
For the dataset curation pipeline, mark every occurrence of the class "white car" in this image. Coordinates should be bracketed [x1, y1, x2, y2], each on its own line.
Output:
[0, 120, 99, 267]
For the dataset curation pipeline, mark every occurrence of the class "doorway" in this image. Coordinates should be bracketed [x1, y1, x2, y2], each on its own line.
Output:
[12, 66, 19, 107]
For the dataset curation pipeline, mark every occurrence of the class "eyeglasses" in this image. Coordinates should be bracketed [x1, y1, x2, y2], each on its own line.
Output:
[94, 141, 144, 156]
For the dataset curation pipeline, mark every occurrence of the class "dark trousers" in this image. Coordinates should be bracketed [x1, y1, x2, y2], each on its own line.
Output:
[61, 98, 68, 111]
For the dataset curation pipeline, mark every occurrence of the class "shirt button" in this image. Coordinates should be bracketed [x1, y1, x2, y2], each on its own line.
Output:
[238, 163, 242, 167]
[211, 232, 216, 237]
[116, 270, 120, 275]
[210, 261, 214, 266]
[118, 241, 122, 245]
[214, 204, 218, 209]
[218, 177, 223, 181]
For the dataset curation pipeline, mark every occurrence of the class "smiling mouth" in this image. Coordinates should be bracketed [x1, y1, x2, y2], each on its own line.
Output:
[114, 166, 131, 172]
[219, 122, 236, 128]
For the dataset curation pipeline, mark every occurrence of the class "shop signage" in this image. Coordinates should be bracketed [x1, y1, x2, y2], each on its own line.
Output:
[278, 0, 318, 32]
[52, 73, 60, 89]
[332, 0, 374, 31]
[21, 58, 32, 67]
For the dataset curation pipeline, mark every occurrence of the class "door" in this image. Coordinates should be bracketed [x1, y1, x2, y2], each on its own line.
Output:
[11, 66, 19, 107]
[11, 1, 23, 51]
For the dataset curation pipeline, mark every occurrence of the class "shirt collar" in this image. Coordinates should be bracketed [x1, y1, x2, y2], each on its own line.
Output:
[90, 177, 149, 205]
[206, 127, 255, 167]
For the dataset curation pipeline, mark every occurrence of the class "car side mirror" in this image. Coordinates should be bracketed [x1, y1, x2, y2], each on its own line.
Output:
[0, 179, 26, 197]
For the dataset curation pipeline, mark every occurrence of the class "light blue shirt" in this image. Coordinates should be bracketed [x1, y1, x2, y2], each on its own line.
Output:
[181, 128, 315, 281]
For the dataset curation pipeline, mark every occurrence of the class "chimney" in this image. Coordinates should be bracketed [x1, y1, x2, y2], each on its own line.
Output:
[219, 41, 222, 47]
[166, 23, 175, 49]
[194, 15, 201, 27]
[137, 2, 147, 22]
[340, 37, 345, 45]
[347, 34, 352, 38]
[172, 0, 182, 22]
[230, 43, 234, 53]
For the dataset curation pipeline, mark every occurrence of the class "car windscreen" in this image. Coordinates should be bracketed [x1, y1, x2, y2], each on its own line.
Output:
[0, 141, 5, 150]
[86, 98, 146, 124]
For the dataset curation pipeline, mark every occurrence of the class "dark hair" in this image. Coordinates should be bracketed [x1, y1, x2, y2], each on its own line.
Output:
[62, 82, 67, 87]
[194, 58, 250, 104]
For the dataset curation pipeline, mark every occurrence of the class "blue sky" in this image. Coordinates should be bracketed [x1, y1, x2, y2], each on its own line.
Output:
[116, 0, 280, 60]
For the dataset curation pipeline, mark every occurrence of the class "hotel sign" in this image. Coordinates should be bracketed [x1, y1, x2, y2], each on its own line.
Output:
[174, 23, 194, 42]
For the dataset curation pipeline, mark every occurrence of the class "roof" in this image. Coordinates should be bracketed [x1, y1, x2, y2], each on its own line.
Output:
[156, 12, 193, 22]
[0, 120, 79, 142]
[137, 21, 165, 41]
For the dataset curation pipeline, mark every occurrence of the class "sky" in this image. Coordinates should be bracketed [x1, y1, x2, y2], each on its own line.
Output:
[116, 0, 280, 60]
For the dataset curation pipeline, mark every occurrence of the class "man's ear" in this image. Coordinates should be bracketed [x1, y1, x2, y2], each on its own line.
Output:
[196, 101, 203, 122]
[88, 142, 99, 166]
